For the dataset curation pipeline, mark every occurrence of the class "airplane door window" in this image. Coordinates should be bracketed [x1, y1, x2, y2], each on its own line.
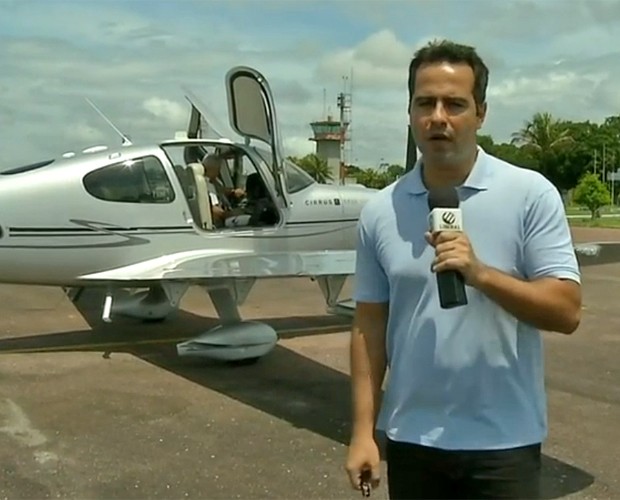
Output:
[254, 149, 315, 194]
[83, 156, 175, 204]
[159, 143, 281, 230]
[217, 150, 280, 228]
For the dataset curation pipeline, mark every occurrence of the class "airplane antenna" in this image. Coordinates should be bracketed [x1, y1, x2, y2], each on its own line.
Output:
[322, 88, 326, 119]
[349, 67, 353, 172]
[337, 74, 352, 185]
[84, 97, 133, 146]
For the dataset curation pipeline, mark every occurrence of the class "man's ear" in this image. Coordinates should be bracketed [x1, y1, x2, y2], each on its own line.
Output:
[476, 102, 487, 128]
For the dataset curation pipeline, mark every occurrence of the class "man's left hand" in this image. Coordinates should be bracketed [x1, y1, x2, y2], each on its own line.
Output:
[425, 231, 487, 287]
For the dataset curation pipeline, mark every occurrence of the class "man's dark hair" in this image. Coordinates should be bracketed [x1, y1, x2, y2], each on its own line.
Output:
[408, 39, 489, 110]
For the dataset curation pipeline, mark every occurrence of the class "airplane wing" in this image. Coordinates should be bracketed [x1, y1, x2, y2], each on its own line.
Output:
[67, 242, 620, 326]
[327, 242, 620, 319]
[574, 241, 620, 267]
[77, 249, 356, 284]
[75, 241, 620, 284]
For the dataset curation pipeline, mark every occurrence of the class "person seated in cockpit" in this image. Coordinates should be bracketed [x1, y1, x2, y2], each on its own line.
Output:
[244, 172, 279, 226]
[201, 153, 245, 226]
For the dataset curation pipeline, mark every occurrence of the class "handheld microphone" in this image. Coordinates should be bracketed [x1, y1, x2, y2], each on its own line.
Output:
[427, 186, 468, 309]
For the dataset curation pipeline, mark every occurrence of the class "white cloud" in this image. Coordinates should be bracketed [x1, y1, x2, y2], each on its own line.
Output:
[483, 51, 620, 141]
[142, 98, 186, 126]
[283, 136, 315, 158]
[316, 29, 412, 89]
[0, 0, 619, 172]
[489, 71, 581, 103]
[72, 124, 107, 143]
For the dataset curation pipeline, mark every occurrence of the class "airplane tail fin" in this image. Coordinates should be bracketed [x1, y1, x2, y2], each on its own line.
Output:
[405, 125, 417, 172]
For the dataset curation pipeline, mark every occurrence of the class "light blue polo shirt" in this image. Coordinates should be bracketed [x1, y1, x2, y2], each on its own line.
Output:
[353, 146, 581, 450]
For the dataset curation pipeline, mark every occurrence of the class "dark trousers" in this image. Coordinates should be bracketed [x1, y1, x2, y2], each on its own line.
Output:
[386, 438, 542, 499]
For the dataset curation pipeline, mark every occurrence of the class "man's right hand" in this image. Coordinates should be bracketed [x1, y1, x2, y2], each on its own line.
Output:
[345, 435, 381, 492]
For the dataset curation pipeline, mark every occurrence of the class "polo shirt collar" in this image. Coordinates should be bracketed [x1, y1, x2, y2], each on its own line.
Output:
[404, 145, 492, 196]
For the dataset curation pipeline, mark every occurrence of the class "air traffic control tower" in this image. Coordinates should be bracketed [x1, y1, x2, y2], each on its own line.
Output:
[308, 116, 347, 183]
[309, 87, 352, 185]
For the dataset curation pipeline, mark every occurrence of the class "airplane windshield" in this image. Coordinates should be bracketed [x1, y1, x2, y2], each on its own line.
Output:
[255, 149, 315, 194]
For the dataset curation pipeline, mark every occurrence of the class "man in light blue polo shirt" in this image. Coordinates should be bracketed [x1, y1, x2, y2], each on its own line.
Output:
[345, 39, 581, 500]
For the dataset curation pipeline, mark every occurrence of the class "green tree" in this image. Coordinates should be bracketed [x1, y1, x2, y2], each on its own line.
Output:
[385, 164, 405, 183]
[355, 168, 389, 189]
[288, 154, 333, 183]
[477, 134, 538, 170]
[511, 111, 574, 153]
[554, 117, 620, 192]
[604, 115, 620, 138]
[345, 164, 362, 177]
[595, 117, 620, 177]
[511, 111, 575, 189]
[348, 163, 405, 189]
[572, 172, 611, 219]
[492, 143, 538, 170]
[477, 134, 495, 151]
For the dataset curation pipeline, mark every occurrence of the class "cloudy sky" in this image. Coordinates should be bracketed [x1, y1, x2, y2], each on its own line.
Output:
[1, 0, 619, 170]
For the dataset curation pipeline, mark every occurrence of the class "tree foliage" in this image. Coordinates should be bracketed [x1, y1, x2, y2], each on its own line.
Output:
[489, 113, 620, 194]
[346, 164, 404, 188]
[287, 153, 333, 183]
[572, 173, 611, 219]
[290, 113, 620, 201]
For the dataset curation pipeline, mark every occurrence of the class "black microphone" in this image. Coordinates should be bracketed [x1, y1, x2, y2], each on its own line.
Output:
[427, 186, 468, 309]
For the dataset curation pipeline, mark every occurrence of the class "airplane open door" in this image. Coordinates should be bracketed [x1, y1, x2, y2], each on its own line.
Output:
[186, 101, 202, 139]
[225, 66, 290, 207]
[182, 89, 239, 168]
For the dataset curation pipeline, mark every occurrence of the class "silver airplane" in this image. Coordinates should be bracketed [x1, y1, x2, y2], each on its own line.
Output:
[0, 65, 618, 363]
[0, 66, 374, 362]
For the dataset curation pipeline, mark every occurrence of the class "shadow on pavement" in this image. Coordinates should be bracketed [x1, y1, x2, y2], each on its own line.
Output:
[132, 341, 595, 500]
[0, 286, 595, 499]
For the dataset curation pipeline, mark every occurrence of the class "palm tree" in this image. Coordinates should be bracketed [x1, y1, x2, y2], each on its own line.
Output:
[294, 154, 333, 183]
[511, 112, 574, 157]
[511, 111, 574, 182]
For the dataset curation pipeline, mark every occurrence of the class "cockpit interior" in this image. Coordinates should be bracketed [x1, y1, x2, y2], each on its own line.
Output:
[166, 143, 281, 231]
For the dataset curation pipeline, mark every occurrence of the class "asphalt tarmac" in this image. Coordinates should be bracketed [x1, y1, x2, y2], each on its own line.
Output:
[0, 226, 618, 499]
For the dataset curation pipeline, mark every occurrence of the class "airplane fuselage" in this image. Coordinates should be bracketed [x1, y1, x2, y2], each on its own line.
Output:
[0, 140, 376, 286]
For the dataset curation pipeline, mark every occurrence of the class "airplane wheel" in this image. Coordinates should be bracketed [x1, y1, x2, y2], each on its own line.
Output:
[142, 316, 167, 323]
[226, 357, 261, 367]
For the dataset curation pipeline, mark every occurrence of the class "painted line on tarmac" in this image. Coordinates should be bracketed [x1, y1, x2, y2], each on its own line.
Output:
[0, 324, 351, 354]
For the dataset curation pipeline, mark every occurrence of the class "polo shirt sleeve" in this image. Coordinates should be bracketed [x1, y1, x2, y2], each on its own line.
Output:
[523, 185, 581, 283]
[352, 209, 390, 303]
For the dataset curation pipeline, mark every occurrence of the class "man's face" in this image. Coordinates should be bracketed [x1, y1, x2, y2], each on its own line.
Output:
[409, 61, 486, 166]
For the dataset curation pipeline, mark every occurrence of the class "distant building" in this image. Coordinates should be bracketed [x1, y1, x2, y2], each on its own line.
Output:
[309, 115, 348, 184]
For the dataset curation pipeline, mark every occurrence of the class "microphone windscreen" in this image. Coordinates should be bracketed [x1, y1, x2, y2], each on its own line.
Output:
[427, 186, 460, 210]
